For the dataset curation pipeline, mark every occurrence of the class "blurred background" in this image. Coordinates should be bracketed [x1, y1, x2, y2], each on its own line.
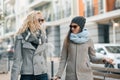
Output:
[0, 0, 120, 80]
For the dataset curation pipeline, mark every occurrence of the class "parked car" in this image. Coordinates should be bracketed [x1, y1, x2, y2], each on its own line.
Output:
[94, 44, 120, 69]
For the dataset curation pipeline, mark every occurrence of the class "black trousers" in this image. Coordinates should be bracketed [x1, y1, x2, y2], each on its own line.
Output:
[20, 73, 48, 80]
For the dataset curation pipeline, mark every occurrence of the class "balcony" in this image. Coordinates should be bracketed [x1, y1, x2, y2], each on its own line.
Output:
[114, 0, 120, 10]
[28, 0, 51, 9]
[29, 0, 34, 3]
[5, 13, 15, 19]
[85, 0, 120, 17]
[5, 11, 15, 19]
[4, 0, 15, 5]
[4, 0, 11, 4]
[87, 9, 120, 23]
[45, 16, 72, 26]
[4, 5, 15, 18]
[54, 10, 71, 20]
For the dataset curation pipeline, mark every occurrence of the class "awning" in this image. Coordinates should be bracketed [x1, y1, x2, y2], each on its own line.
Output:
[87, 9, 120, 23]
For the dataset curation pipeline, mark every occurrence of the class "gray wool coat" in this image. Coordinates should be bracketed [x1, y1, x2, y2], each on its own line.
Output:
[56, 39, 104, 80]
[11, 34, 49, 80]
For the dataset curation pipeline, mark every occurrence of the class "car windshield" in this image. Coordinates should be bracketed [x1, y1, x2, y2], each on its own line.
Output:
[105, 46, 120, 53]
[95, 48, 104, 53]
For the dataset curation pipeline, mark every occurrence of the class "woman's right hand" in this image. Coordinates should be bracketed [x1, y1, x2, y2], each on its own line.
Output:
[103, 58, 114, 65]
[53, 76, 61, 80]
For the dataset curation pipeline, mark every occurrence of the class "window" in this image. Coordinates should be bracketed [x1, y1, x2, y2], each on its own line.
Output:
[105, 46, 120, 53]
[115, 0, 120, 9]
[85, 0, 93, 17]
[98, 0, 104, 13]
[98, 24, 109, 43]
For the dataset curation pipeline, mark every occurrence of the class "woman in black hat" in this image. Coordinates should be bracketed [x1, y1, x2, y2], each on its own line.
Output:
[54, 16, 114, 80]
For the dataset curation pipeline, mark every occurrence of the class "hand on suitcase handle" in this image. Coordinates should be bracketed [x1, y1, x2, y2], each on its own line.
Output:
[103, 58, 115, 65]
[53, 76, 61, 80]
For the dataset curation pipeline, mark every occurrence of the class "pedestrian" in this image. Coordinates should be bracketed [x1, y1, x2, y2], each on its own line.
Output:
[54, 16, 114, 80]
[11, 11, 49, 80]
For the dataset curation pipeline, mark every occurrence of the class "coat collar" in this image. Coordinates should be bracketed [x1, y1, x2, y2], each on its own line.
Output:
[22, 40, 36, 50]
[17, 34, 47, 53]
[17, 34, 36, 50]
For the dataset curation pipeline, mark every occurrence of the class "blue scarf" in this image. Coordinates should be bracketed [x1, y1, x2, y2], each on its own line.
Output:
[70, 29, 89, 44]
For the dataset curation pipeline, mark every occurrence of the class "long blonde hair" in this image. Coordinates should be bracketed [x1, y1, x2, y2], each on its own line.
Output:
[17, 11, 45, 35]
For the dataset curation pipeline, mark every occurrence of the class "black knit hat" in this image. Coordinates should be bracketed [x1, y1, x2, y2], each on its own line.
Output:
[71, 16, 86, 31]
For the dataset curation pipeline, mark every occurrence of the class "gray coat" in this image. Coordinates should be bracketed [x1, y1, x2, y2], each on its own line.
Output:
[11, 35, 48, 80]
[56, 39, 103, 80]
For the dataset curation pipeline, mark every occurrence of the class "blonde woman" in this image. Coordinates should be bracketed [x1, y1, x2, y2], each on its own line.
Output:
[11, 11, 49, 80]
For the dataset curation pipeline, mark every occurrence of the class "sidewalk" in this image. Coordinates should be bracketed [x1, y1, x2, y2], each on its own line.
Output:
[0, 72, 11, 80]
[1, 58, 119, 80]
[0, 60, 12, 80]
[0, 57, 61, 80]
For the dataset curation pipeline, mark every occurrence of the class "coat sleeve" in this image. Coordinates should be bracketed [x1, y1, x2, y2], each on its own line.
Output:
[56, 40, 68, 78]
[11, 37, 23, 80]
[88, 39, 104, 64]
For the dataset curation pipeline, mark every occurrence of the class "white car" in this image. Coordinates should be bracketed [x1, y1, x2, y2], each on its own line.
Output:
[94, 44, 120, 69]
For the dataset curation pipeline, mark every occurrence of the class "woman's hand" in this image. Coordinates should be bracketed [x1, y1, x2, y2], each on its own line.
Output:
[103, 58, 114, 64]
[53, 76, 61, 80]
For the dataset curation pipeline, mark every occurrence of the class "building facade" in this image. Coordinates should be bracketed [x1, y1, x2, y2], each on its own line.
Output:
[0, 0, 79, 56]
[0, 0, 15, 47]
[78, 0, 120, 43]
[0, 0, 120, 57]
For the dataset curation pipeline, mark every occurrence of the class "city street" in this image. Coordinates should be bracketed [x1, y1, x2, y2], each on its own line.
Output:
[0, 60, 12, 80]
[0, 57, 62, 80]
[0, 72, 10, 80]
[0, 0, 120, 80]
[0, 58, 120, 80]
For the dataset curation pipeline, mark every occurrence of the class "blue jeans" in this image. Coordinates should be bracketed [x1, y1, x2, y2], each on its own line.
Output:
[20, 73, 48, 80]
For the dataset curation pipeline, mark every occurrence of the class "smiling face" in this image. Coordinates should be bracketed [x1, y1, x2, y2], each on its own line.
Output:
[17, 11, 46, 34]
[70, 23, 81, 34]
[35, 13, 44, 25]
[28, 11, 45, 33]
